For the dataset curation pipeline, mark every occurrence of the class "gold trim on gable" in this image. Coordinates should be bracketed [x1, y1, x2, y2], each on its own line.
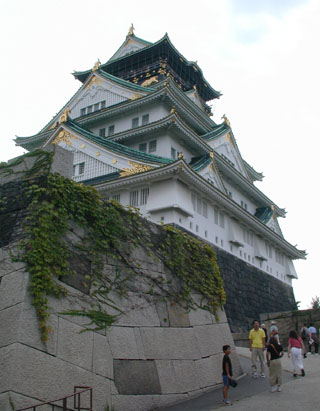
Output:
[120, 161, 154, 177]
[52, 130, 78, 146]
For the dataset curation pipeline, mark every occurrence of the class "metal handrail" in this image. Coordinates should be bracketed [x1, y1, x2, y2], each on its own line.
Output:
[17, 386, 93, 411]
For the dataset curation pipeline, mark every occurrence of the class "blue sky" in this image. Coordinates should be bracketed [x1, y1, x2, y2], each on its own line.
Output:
[0, 0, 319, 308]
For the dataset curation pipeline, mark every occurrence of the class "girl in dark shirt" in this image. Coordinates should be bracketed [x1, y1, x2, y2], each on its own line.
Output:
[266, 336, 284, 392]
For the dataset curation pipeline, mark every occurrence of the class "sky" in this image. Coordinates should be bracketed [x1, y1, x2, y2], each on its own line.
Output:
[0, 0, 319, 309]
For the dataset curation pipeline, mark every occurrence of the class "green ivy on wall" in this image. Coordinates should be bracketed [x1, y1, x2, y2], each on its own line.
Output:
[1, 149, 226, 342]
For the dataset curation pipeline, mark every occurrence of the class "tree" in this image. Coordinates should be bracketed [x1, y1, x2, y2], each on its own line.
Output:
[310, 296, 320, 310]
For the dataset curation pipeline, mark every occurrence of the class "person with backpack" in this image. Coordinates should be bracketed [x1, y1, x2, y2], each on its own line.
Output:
[266, 336, 284, 392]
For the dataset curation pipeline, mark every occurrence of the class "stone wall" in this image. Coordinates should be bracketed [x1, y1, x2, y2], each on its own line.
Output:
[0, 242, 241, 411]
[214, 246, 296, 333]
[261, 309, 320, 349]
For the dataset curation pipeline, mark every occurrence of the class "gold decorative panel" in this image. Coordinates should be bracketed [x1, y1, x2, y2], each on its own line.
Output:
[120, 161, 154, 177]
[52, 130, 78, 146]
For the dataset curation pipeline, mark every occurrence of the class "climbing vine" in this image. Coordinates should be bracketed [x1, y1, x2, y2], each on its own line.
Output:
[1, 149, 225, 342]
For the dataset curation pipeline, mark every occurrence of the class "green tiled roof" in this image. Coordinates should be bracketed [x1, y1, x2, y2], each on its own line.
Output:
[66, 120, 172, 165]
[189, 154, 212, 171]
[201, 122, 230, 140]
[255, 207, 274, 224]
[73, 33, 221, 101]
[82, 171, 120, 186]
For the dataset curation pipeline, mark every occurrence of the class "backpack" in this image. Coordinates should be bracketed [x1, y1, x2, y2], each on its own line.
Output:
[301, 328, 307, 339]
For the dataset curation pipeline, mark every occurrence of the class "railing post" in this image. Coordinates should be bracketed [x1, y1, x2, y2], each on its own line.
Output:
[62, 397, 67, 411]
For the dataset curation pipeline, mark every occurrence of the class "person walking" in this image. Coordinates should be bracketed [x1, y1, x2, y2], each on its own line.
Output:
[249, 320, 266, 378]
[288, 330, 305, 377]
[266, 336, 284, 392]
[300, 323, 310, 357]
[308, 324, 319, 354]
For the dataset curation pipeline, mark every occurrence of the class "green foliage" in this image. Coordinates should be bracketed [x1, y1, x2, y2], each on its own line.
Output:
[5, 149, 225, 341]
[311, 296, 320, 310]
[158, 225, 226, 316]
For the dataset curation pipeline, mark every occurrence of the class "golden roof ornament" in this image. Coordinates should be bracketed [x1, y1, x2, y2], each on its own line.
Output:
[120, 161, 153, 177]
[170, 106, 176, 115]
[221, 114, 231, 127]
[178, 152, 184, 160]
[92, 59, 101, 71]
[58, 107, 70, 124]
[127, 23, 135, 36]
[210, 151, 214, 159]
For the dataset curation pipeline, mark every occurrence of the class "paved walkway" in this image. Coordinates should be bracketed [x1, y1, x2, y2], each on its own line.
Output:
[161, 347, 320, 410]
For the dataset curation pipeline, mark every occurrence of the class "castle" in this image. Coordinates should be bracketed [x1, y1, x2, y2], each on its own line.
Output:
[15, 26, 305, 287]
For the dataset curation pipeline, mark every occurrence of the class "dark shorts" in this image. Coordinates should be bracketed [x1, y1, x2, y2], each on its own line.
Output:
[222, 374, 229, 386]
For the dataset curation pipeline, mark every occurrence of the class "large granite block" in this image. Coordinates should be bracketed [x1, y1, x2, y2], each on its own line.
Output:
[108, 326, 144, 359]
[155, 360, 177, 393]
[155, 301, 170, 327]
[92, 332, 113, 379]
[57, 318, 93, 370]
[140, 327, 201, 359]
[195, 355, 220, 388]
[167, 303, 190, 327]
[194, 324, 223, 358]
[0, 302, 57, 355]
[114, 359, 161, 394]
[172, 360, 201, 392]
[0, 343, 110, 411]
[0, 270, 29, 309]
[0, 391, 40, 411]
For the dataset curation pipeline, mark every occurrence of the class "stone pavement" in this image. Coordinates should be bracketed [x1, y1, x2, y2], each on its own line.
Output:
[161, 347, 320, 410]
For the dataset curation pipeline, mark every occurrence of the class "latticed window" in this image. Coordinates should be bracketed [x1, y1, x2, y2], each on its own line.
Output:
[79, 162, 85, 175]
[129, 190, 139, 206]
[171, 147, 176, 159]
[191, 193, 196, 210]
[100, 100, 106, 109]
[94, 103, 100, 111]
[80, 108, 86, 116]
[99, 128, 106, 137]
[142, 114, 149, 125]
[149, 140, 157, 153]
[87, 105, 93, 114]
[132, 117, 139, 128]
[139, 143, 147, 153]
[108, 125, 115, 136]
[140, 188, 149, 205]
[214, 207, 219, 224]
[203, 202, 208, 218]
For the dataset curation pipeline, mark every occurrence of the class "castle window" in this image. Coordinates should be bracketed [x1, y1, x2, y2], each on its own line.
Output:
[94, 103, 100, 111]
[203, 202, 208, 218]
[80, 108, 86, 116]
[132, 117, 139, 128]
[139, 143, 147, 153]
[171, 147, 176, 159]
[221, 239, 224, 247]
[87, 105, 93, 114]
[197, 197, 202, 214]
[149, 140, 157, 153]
[219, 212, 225, 228]
[190, 222, 193, 229]
[205, 230, 208, 238]
[142, 114, 149, 125]
[196, 225, 199, 233]
[215, 236, 219, 244]
[100, 101, 106, 109]
[191, 193, 196, 210]
[108, 125, 115, 136]
[129, 190, 139, 206]
[78, 162, 85, 175]
[140, 187, 149, 205]
[214, 207, 219, 224]
[99, 128, 106, 137]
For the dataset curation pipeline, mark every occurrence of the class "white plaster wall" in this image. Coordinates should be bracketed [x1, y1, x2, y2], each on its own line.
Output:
[90, 103, 169, 136]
